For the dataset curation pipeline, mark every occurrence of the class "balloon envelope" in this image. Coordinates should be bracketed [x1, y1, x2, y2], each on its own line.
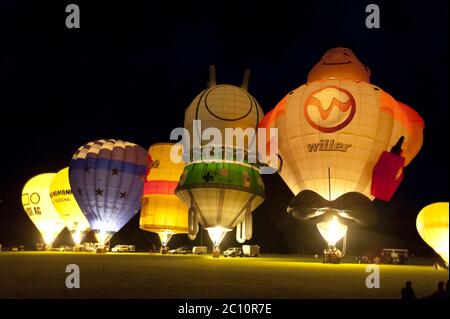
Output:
[22, 173, 66, 246]
[140, 143, 188, 246]
[177, 69, 266, 248]
[69, 139, 148, 244]
[259, 48, 424, 202]
[184, 84, 264, 150]
[176, 161, 265, 229]
[416, 202, 449, 265]
[50, 167, 91, 244]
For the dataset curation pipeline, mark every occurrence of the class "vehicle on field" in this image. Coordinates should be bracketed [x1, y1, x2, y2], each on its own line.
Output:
[95, 244, 108, 253]
[82, 242, 109, 253]
[192, 246, 208, 255]
[381, 248, 409, 264]
[242, 245, 260, 257]
[168, 246, 191, 255]
[111, 245, 136, 252]
[83, 243, 97, 252]
[223, 247, 243, 257]
[50, 246, 72, 252]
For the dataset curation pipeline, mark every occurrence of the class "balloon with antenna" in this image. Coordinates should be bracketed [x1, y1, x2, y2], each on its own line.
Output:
[176, 65, 265, 257]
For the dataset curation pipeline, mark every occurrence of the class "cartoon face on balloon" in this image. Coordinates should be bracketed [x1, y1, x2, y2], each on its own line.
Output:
[307, 47, 371, 83]
[259, 46, 424, 204]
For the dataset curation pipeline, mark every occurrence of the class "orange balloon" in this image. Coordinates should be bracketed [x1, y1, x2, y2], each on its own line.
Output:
[260, 47, 424, 201]
[308, 47, 371, 83]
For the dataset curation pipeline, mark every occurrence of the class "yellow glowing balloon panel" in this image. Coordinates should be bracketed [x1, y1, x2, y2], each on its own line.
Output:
[317, 216, 348, 247]
[140, 195, 188, 234]
[21, 173, 65, 244]
[265, 80, 421, 200]
[50, 167, 90, 233]
[140, 144, 188, 234]
[146, 144, 184, 183]
[416, 202, 449, 264]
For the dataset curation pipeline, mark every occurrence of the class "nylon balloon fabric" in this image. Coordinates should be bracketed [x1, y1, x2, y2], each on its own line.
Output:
[69, 139, 148, 243]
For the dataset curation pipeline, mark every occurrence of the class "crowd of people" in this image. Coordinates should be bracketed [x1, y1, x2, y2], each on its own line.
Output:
[401, 280, 449, 299]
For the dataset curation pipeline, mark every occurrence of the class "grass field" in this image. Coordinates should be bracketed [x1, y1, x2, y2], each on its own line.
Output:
[0, 252, 448, 299]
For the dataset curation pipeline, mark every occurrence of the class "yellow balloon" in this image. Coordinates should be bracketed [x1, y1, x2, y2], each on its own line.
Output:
[139, 143, 188, 247]
[416, 202, 449, 265]
[50, 167, 91, 244]
[21, 173, 66, 246]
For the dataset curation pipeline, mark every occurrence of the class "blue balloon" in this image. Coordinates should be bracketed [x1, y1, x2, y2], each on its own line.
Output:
[69, 139, 148, 244]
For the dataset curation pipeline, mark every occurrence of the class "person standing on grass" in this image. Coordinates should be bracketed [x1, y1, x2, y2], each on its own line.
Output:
[400, 281, 416, 300]
[428, 281, 446, 299]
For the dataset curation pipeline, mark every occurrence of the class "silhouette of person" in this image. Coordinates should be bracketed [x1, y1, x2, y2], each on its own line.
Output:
[400, 281, 416, 300]
[445, 281, 449, 299]
[429, 281, 446, 299]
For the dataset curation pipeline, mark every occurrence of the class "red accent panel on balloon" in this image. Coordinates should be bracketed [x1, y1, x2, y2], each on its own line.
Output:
[371, 151, 405, 201]
[143, 180, 178, 196]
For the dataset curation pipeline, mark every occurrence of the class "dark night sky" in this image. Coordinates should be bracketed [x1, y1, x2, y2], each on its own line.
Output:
[0, 1, 448, 256]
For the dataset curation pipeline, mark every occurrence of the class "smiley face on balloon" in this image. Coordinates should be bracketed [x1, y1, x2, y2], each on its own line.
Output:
[260, 47, 425, 205]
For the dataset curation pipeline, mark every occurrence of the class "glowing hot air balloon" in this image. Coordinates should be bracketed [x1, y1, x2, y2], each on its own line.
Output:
[417, 202, 449, 266]
[69, 139, 148, 246]
[259, 48, 424, 259]
[177, 161, 265, 250]
[22, 173, 66, 248]
[176, 66, 265, 257]
[50, 167, 91, 245]
[260, 47, 424, 204]
[139, 143, 188, 253]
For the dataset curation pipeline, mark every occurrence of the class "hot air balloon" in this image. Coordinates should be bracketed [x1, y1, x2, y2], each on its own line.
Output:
[259, 47, 424, 256]
[50, 167, 91, 245]
[417, 202, 449, 266]
[176, 161, 265, 251]
[69, 139, 148, 247]
[140, 143, 188, 253]
[175, 66, 265, 257]
[21, 173, 66, 249]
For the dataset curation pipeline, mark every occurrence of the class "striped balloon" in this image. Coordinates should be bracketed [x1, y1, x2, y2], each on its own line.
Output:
[139, 143, 188, 249]
[69, 139, 148, 244]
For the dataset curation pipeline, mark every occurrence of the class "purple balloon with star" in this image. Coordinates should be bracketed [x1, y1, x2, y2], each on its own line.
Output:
[69, 139, 148, 244]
